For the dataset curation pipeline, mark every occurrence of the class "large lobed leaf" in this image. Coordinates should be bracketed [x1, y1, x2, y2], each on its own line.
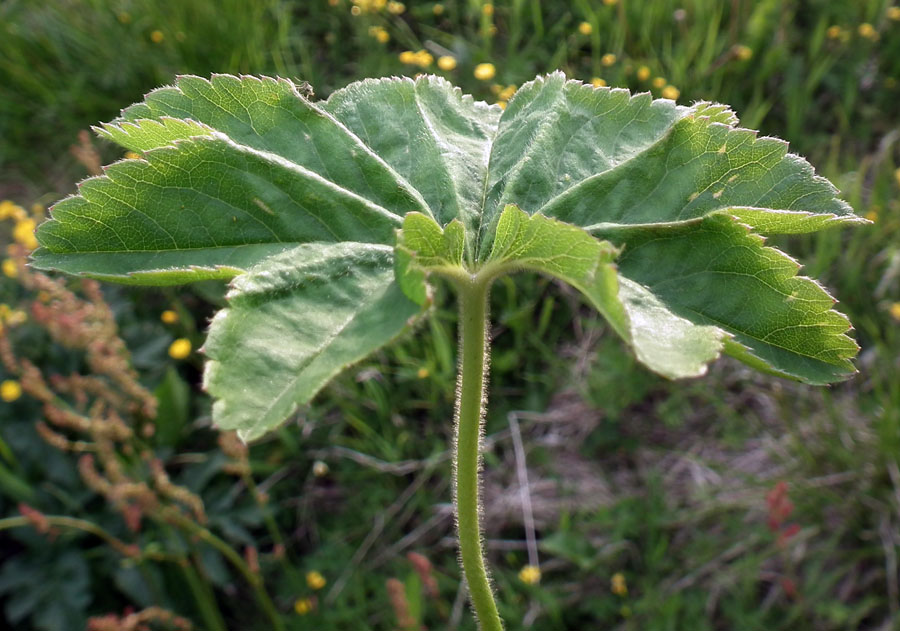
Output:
[34, 72, 864, 439]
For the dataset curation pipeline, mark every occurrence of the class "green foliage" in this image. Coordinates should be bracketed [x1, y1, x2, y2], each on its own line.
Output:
[34, 73, 862, 442]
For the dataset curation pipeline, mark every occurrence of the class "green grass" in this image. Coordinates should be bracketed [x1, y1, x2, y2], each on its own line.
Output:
[1, 0, 900, 629]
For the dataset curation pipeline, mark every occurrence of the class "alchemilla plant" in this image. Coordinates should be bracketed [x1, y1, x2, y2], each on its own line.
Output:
[33, 72, 864, 629]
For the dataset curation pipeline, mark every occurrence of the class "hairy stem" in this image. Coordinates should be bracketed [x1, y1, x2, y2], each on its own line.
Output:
[455, 275, 503, 630]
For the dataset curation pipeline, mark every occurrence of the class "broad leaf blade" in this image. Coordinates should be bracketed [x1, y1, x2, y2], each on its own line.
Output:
[203, 242, 421, 441]
[33, 74, 436, 283]
[608, 215, 858, 384]
[484, 205, 727, 378]
[34, 133, 402, 284]
[324, 76, 501, 257]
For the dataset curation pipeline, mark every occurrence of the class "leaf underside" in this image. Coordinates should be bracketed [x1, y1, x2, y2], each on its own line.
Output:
[34, 72, 864, 439]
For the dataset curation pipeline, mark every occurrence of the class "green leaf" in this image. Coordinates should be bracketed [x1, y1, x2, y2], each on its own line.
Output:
[35, 72, 865, 439]
[202, 242, 421, 441]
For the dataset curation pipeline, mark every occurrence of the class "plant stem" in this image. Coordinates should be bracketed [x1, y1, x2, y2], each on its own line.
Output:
[454, 275, 503, 631]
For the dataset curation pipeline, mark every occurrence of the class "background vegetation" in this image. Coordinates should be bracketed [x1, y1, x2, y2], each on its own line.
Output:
[1, 0, 899, 629]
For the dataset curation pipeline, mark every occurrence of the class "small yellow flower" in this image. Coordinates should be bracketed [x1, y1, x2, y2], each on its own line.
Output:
[889, 7, 900, 21]
[497, 84, 516, 101]
[417, 367, 430, 379]
[368, 26, 390, 43]
[518, 565, 541, 584]
[118, 11, 131, 24]
[866, 209, 878, 222]
[603, 0, 618, 5]
[387, 1, 405, 14]
[611, 572, 627, 596]
[168, 338, 192, 360]
[578, 21, 593, 36]
[636, 65, 650, 81]
[294, 597, 313, 615]
[826, 25, 843, 39]
[433, 3, 444, 16]
[2, 259, 18, 279]
[652, 76, 666, 89]
[858, 23, 878, 40]
[601, 53, 617, 66]
[0, 200, 16, 220]
[312, 460, 330, 477]
[1, 380, 22, 403]
[160, 310, 179, 324]
[306, 571, 327, 590]
[150, 30, 164, 44]
[474, 63, 496, 80]
[437, 55, 457, 71]
[482, 3, 494, 17]
[733, 44, 753, 61]
[591, 77, 607, 88]
[13, 218, 38, 250]
[889, 302, 900, 321]
[415, 50, 433, 67]
[661, 85, 680, 100]
[497, 101, 507, 110]
[399, 50, 417, 64]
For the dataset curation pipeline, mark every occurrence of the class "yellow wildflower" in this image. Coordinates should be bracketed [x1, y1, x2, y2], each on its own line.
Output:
[636, 65, 650, 81]
[306, 571, 327, 590]
[889, 7, 900, 21]
[415, 50, 433, 67]
[368, 26, 390, 43]
[611, 572, 627, 596]
[387, 1, 405, 14]
[2, 259, 17, 279]
[160, 310, 179, 324]
[591, 77, 607, 88]
[733, 44, 753, 61]
[0, 200, 25, 221]
[437, 55, 457, 71]
[661, 85, 680, 100]
[294, 598, 313, 615]
[399, 50, 416, 64]
[474, 63, 496, 80]
[866, 209, 878, 222]
[578, 21, 593, 36]
[826, 25, 843, 39]
[518, 565, 541, 584]
[497, 101, 507, 110]
[417, 367, 430, 379]
[150, 30, 164, 44]
[1, 380, 22, 403]
[601, 53, 616, 66]
[889, 302, 900, 321]
[482, 3, 494, 17]
[497, 84, 516, 101]
[312, 460, 330, 477]
[652, 76, 666, 89]
[603, 0, 618, 5]
[858, 23, 878, 40]
[168, 338, 192, 360]
[13, 218, 38, 250]
[0, 306, 26, 327]
[433, 4, 444, 16]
